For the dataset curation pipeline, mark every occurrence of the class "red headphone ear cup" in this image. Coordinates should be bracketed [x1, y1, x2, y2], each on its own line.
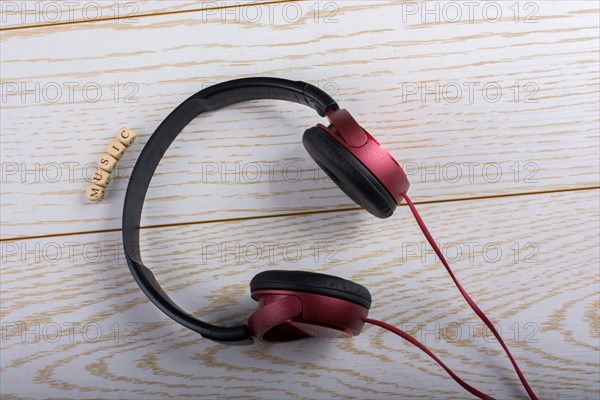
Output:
[303, 126, 396, 219]
[247, 270, 371, 342]
[250, 270, 371, 308]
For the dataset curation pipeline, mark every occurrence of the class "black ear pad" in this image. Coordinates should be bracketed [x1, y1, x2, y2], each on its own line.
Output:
[250, 270, 372, 309]
[302, 127, 396, 219]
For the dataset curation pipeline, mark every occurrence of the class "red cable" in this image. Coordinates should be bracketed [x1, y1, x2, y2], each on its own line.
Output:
[364, 318, 494, 400]
[383, 193, 538, 400]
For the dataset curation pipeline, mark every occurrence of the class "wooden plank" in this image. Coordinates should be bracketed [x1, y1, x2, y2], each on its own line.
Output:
[0, 0, 295, 30]
[1, 189, 598, 399]
[1, 1, 599, 238]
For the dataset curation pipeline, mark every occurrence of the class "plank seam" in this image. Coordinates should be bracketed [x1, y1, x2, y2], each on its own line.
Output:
[1, 186, 598, 243]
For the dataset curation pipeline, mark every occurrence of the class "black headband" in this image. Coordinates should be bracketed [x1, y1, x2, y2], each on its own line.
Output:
[122, 78, 339, 344]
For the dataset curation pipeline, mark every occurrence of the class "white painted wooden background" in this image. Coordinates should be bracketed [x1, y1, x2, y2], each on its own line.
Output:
[1, 1, 598, 399]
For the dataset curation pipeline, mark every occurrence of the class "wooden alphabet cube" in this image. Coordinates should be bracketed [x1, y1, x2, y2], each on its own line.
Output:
[98, 153, 118, 173]
[117, 127, 137, 147]
[86, 184, 106, 202]
[91, 167, 110, 187]
[107, 140, 126, 160]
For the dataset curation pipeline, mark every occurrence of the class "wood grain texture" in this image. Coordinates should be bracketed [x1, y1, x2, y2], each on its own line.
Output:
[1, 0, 599, 238]
[0, 0, 293, 29]
[1, 1, 599, 399]
[1, 189, 598, 399]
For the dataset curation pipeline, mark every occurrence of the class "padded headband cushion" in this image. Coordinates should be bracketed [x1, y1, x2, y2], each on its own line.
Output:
[250, 270, 372, 309]
[302, 127, 396, 219]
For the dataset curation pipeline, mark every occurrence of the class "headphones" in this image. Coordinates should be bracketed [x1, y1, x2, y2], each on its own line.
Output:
[122, 77, 537, 399]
